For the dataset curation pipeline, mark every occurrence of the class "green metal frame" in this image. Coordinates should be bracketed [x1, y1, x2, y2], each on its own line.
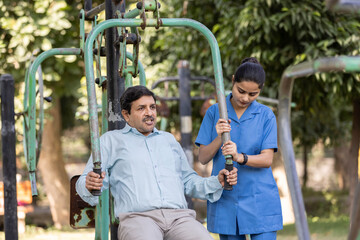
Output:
[84, 18, 230, 179]
[82, 17, 230, 239]
[278, 56, 360, 240]
[24, 48, 81, 196]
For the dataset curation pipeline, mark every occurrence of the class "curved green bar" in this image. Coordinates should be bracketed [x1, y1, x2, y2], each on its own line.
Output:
[23, 67, 31, 166]
[123, 7, 142, 19]
[278, 56, 360, 240]
[84, 18, 230, 167]
[27, 48, 81, 195]
[126, 51, 146, 86]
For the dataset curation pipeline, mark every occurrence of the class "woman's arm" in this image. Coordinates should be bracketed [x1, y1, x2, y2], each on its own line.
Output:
[198, 138, 222, 165]
[198, 119, 231, 165]
[245, 149, 274, 168]
[221, 140, 274, 168]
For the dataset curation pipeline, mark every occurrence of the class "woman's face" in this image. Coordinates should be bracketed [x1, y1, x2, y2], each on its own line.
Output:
[231, 80, 261, 109]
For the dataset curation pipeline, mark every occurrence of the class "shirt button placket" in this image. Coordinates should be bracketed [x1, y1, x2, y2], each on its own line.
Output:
[148, 138, 165, 204]
[148, 139, 162, 190]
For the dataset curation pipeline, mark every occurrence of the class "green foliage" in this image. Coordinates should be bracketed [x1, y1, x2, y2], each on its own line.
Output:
[144, 0, 360, 148]
[0, 0, 84, 130]
[302, 188, 349, 218]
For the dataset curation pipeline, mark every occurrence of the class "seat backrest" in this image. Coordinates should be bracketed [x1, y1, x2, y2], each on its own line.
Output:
[70, 175, 95, 228]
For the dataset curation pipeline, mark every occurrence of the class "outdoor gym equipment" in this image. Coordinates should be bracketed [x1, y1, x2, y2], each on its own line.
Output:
[277, 2, 360, 239]
[23, 48, 82, 196]
[278, 57, 360, 240]
[23, 0, 233, 239]
[82, 3, 234, 199]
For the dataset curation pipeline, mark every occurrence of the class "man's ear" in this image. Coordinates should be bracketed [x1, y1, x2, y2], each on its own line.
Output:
[121, 109, 130, 122]
[232, 75, 235, 85]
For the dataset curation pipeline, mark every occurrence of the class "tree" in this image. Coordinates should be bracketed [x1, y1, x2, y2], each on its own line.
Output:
[0, 0, 84, 228]
[38, 98, 70, 228]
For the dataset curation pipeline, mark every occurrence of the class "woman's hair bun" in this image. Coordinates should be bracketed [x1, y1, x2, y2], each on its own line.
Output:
[241, 57, 259, 65]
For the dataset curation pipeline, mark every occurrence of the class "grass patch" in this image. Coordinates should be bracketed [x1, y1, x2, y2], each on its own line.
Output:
[278, 216, 349, 240]
[0, 216, 350, 240]
[0, 226, 96, 240]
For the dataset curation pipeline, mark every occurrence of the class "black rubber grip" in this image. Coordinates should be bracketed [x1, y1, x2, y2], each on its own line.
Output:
[91, 168, 102, 196]
[224, 163, 233, 191]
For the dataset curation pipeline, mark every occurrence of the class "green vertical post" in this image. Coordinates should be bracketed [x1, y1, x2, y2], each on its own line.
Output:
[94, 86, 110, 240]
[126, 51, 146, 86]
[94, 33, 110, 239]
[125, 73, 133, 87]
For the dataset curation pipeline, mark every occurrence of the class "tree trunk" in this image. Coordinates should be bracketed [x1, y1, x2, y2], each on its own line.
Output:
[38, 98, 70, 228]
[334, 143, 350, 190]
[272, 144, 295, 224]
[349, 98, 360, 216]
[303, 145, 308, 188]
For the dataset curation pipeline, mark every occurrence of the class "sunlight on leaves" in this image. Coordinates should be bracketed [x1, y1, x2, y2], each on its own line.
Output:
[41, 38, 52, 51]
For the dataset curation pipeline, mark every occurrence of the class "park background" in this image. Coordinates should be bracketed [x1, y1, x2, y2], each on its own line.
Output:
[0, 0, 360, 239]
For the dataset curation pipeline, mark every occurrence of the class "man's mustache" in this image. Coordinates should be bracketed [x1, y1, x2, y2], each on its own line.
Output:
[143, 116, 155, 122]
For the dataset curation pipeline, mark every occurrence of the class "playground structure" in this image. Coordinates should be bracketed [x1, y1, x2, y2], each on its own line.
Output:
[0, 0, 360, 239]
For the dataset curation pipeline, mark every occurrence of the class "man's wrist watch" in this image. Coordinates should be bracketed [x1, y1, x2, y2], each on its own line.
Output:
[239, 152, 248, 165]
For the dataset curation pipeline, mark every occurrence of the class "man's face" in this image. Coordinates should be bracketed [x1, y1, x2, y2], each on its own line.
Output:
[122, 95, 157, 136]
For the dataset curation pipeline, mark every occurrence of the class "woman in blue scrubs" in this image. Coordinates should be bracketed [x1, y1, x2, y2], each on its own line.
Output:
[195, 57, 283, 240]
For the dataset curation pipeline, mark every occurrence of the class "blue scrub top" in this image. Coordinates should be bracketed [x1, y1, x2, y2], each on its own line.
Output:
[195, 93, 283, 235]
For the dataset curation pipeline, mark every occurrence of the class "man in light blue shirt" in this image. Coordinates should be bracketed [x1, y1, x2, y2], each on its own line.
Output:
[76, 85, 238, 240]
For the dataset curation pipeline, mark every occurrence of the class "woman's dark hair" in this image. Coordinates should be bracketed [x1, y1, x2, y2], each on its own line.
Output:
[233, 57, 265, 89]
[120, 85, 156, 114]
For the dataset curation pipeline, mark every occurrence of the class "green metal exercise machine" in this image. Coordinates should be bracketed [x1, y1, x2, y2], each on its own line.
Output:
[276, 1, 360, 240]
[23, 1, 233, 239]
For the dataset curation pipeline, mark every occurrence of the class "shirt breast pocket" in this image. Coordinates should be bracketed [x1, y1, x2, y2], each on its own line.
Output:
[238, 139, 261, 155]
[157, 144, 180, 177]
[238, 123, 262, 154]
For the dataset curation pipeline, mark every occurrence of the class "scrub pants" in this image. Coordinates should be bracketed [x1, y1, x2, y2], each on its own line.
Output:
[219, 232, 277, 240]
[118, 209, 213, 240]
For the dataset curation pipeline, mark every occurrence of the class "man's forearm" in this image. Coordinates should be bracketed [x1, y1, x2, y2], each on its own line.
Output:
[184, 174, 223, 202]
